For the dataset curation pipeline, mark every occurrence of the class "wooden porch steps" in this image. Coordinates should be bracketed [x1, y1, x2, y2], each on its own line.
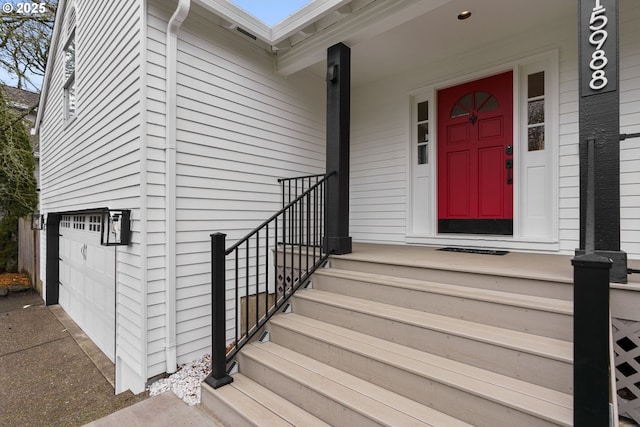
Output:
[312, 268, 573, 340]
[200, 373, 331, 427]
[292, 287, 572, 393]
[200, 249, 574, 426]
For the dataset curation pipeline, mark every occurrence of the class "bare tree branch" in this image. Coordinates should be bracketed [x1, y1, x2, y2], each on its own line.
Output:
[0, 1, 57, 90]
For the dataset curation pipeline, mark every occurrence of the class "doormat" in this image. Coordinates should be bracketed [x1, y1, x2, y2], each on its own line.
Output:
[438, 247, 509, 256]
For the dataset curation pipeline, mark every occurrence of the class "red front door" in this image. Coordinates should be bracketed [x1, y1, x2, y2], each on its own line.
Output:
[437, 71, 514, 235]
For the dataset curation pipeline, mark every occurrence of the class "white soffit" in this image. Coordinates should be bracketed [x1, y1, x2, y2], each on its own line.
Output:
[195, 0, 355, 45]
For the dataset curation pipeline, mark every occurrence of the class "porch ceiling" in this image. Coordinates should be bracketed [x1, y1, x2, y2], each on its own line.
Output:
[301, 0, 576, 87]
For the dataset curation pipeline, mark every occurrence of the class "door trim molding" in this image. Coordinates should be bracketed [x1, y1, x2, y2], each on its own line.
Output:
[407, 49, 560, 246]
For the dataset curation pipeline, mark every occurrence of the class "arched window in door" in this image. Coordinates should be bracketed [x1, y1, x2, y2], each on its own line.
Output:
[450, 91, 499, 124]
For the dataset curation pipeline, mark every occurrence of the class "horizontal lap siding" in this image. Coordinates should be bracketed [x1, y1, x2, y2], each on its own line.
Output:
[39, 0, 144, 388]
[174, 10, 325, 363]
[145, 2, 170, 378]
[351, 81, 407, 243]
[620, 1, 640, 258]
[558, 28, 580, 254]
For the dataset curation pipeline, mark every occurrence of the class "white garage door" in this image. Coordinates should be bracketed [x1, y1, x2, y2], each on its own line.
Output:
[59, 214, 116, 362]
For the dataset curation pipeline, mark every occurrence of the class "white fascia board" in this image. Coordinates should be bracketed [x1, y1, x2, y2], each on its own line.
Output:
[194, 0, 272, 41]
[270, 0, 352, 45]
[275, 0, 451, 76]
[194, 0, 356, 46]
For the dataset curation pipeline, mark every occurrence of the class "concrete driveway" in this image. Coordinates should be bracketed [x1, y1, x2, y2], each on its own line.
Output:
[0, 290, 146, 426]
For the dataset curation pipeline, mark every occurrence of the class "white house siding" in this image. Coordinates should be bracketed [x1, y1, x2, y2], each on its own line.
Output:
[620, 1, 640, 258]
[351, 80, 408, 244]
[39, 1, 145, 393]
[172, 8, 325, 363]
[144, 0, 171, 382]
[350, 2, 640, 259]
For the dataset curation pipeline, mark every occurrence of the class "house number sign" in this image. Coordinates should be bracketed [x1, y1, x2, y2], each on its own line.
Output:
[580, 0, 617, 96]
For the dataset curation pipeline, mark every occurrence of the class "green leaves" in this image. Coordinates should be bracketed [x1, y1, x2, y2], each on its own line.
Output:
[0, 86, 37, 272]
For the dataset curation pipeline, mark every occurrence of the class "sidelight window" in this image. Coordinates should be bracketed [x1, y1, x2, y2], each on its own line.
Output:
[527, 72, 545, 151]
[417, 101, 429, 164]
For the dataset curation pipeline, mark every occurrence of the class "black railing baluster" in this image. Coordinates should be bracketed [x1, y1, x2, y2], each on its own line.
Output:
[213, 173, 334, 368]
[265, 224, 269, 318]
[282, 200, 286, 299]
[298, 196, 302, 285]
[275, 213, 279, 304]
[290, 203, 294, 291]
[306, 186, 311, 273]
[255, 231, 259, 332]
[245, 241, 249, 336]
[234, 249, 238, 348]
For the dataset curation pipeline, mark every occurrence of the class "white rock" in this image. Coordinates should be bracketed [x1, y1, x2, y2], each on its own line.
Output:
[148, 353, 213, 406]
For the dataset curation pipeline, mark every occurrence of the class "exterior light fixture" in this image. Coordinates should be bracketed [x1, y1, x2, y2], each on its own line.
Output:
[458, 10, 472, 20]
[101, 209, 131, 246]
[30, 212, 44, 230]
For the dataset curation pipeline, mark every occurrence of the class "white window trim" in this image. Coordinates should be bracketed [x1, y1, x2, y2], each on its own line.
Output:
[63, 28, 76, 123]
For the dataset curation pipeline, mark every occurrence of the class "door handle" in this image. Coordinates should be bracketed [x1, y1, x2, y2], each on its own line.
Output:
[506, 159, 513, 184]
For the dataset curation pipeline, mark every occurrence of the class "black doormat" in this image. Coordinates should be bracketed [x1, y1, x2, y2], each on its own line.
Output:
[438, 247, 509, 256]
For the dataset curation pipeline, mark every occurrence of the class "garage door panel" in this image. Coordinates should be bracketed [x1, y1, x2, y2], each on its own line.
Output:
[59, 214, 115, 362]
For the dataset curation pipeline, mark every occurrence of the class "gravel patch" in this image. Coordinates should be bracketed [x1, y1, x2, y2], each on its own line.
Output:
[148, 354, 212, 406]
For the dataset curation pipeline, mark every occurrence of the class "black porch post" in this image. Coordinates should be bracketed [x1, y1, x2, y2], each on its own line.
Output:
[324, 42, 352, 255]
[573, 1, 619, 425]
[577, 0, 627, 283]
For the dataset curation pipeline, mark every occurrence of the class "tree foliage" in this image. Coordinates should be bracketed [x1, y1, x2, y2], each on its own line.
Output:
[0, 0, 57, 90]
[0, 87, 37, 272]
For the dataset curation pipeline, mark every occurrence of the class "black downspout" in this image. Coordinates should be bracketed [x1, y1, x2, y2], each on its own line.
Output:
[45, 213, 60, 305]
[324, 42, 352, 255]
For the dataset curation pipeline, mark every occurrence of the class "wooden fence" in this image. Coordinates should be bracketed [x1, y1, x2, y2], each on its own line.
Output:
[18, 217, 40, 293]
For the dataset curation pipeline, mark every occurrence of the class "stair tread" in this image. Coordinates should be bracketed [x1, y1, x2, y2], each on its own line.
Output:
[269, 313, 572, 426]
[296, 288, 572, 362]
[330, 247, 573, 284]
[202, 375, 296, 427]
[314, 267, 572, 314]
[229, 373, 332, 427]
[242, 341, 474, 427]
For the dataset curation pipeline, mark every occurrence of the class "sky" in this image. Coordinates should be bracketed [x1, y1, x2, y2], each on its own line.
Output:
[0, 1, 311, 92]
[231, 0, 313, 26]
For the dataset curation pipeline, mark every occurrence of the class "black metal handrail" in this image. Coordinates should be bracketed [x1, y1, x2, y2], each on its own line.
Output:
[205, 172, 334, 389]
[278, 173, 326, 247]
[278, 173, 325, 207]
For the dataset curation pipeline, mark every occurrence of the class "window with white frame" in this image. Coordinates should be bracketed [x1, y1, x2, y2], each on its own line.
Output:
[63, 8, 76, 121]
[416, 101, 429, 164]
[527, 71, 545, 151]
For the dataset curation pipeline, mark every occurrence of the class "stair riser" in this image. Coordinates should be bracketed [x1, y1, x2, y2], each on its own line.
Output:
[266, 323, 564, 427]
[200, 386, 264, 427]
[235, 351, 385, 427]
[292, 296, 572, 393]
[329, 258, 573, 301]
[312, 273, 572, 341]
